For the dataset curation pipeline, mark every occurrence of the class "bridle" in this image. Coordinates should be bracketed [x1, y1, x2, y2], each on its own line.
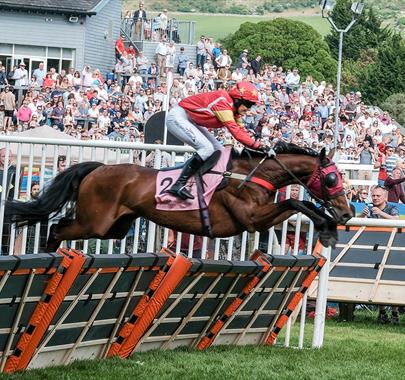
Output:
[229, 152, 344, 218]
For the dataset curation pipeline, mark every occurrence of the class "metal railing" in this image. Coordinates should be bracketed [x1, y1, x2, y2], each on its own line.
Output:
[0, 136, 317, 259]
[1, 135, 396, 258]
[121, 18, 196, 45]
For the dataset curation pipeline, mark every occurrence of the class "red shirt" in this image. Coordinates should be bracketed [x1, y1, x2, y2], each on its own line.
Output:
[376, 155, 387, 181]
[43, 77, 55, 88]
[384, 176, 405, 203]
[115, 38, 125, 55]
[179, 90, 260, 149]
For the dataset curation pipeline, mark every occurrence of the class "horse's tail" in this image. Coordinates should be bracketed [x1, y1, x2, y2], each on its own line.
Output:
[4, 161, 104, 226]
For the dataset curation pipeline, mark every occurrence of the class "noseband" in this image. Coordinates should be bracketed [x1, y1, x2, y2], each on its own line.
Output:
[272, 156, 344, 214]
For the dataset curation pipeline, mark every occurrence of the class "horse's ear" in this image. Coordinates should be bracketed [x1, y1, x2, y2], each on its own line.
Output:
[319, 147, 326, 161]
[328, 148, 335, 160]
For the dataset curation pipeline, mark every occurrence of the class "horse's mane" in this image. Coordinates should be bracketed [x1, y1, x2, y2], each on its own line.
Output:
[232, 141, 319, 159]
[273, 141, 319, 157]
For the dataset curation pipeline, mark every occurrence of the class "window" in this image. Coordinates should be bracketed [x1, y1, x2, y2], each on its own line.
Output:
[47, 58, 60, 73]
[62, 60, 72, 72]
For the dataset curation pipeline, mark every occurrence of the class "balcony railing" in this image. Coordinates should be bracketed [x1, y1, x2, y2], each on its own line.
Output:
[121, 17, 196, 45]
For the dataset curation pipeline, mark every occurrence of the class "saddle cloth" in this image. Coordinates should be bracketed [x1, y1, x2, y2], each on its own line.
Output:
[155, 148, 231, 211]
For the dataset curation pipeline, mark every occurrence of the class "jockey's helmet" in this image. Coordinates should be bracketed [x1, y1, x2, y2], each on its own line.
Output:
[228, 81, 259, 106]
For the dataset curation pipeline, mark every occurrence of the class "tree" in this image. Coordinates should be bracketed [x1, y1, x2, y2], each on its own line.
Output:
[341, 48, 377, 93]
[325, 0, 390, 61]
[381, 93, 405, 126]
[359, 34, 405, 105]
[221, 18, 337, 83]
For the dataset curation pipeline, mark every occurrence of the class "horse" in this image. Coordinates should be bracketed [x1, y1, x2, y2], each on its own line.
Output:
[4, 142, 352, 252]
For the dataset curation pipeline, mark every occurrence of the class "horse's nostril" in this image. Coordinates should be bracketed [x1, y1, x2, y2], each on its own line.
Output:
[341, 213, 352, 224]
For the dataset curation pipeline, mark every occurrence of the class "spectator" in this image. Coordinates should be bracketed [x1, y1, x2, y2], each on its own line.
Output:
[212, 42, 221, 69]
[133, 2, 147, 39]
[285, 68, 300, 95]
[136, 51, 149, 78]
[177, 47, 188, 76]
[215, 49, 232, 78]
[16, 99, 32, 129]
[159, 9, 168, 40]
[0, 86, 16, 131]
[82, 65, 93, 87]
[0, 62, 8, 86]
[165, 41, 176, 75]
[237, 49, 249, 69]
[250, 55, 262, 76]
[115, 35, 125, 61]
[196, 35, 207, 73]
[356, 186, 369, 203]
[6, 65, 16, 86]
[50, 100, 65, 131]
[356, 139, 374, 179]
[361, 186, 399, 220]
[145, 138, 171, 167]
[12, 62, 29, 87]
[384, 167, 405, 203]
[155, 38, 167, 77]
[361, 186, 400, 325]
[384, 145, 399, 176]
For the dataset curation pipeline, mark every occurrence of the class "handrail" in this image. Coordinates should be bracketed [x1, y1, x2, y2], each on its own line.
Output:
[120, 25, 140, 54]
[286, 214, 405, 228]
[0, 135, 194, 153]
[121, 17, 196, 45]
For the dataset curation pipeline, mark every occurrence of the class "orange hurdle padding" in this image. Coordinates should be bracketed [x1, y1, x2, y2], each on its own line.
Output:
[197, 251, 272, 350]
[4, 249, 86, 373]
[265, 243, 326, 345]
[111, 253, 192, 359]
[107, 247, 176, 357]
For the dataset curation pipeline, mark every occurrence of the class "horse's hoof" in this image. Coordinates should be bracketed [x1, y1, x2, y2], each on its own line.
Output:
[319, 233, 337, 249]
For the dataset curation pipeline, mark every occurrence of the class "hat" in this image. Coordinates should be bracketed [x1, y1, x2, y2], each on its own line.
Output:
[243, 49, 248, 53]
[392, 126, 397, 131]
[19, 62, 26, 66]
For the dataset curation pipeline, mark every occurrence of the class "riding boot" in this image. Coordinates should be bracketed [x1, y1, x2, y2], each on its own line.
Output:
[168, 154, 204, 200]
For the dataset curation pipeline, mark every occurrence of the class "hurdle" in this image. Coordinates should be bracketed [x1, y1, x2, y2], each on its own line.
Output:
[0, 247, 325, 372]
[309, 219, 405, 307]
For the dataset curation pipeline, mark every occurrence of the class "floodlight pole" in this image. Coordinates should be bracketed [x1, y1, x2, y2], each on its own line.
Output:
[324, 14, 358, 147]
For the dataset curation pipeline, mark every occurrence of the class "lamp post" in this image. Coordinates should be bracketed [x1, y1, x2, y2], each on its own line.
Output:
[319, 0, 364, 147]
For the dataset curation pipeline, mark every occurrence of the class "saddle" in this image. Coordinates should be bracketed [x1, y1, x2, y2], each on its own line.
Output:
[155, 148, 232, 237]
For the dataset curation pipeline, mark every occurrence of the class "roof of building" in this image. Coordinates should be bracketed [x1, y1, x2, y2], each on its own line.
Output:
[0, 0, 107, 15]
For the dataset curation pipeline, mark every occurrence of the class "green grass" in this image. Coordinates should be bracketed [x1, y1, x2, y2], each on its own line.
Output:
[138, 11, 331, 42]
[2, 312, 404, 379]
[171, 14, 331, 42]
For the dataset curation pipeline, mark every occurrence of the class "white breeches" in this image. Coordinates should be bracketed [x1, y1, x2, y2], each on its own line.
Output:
[166, 106, 224, 160]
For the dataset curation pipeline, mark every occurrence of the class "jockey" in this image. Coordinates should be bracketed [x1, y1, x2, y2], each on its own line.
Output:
[166, 81, 269, 200]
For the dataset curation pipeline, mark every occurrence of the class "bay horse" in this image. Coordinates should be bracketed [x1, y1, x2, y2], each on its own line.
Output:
[4, 142, 352, 252]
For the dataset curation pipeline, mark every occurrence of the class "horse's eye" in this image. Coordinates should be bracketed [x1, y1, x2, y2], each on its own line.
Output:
[325, 173, 338, 188]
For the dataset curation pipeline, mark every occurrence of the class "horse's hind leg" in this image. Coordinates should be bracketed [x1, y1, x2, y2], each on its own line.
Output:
[46, 217, 92, 252]
[46, 224, 62, 252]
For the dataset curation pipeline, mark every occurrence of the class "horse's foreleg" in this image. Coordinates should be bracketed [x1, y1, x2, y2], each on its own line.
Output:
[252, 199, 337, 247]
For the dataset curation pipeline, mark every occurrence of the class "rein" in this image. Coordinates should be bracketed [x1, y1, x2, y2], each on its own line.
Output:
[272, 156, 325, 205]
[224, 154, 335, 212]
